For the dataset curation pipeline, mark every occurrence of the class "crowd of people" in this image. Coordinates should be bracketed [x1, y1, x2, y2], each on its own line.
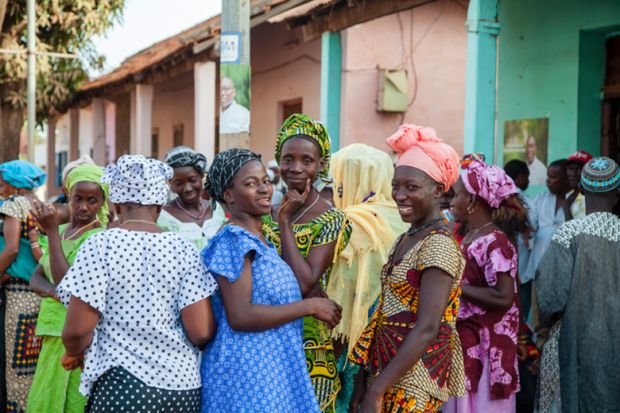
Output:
[0, 113, 618, 413]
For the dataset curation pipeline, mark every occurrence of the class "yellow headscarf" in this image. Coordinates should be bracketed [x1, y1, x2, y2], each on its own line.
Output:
[326, 143, 408, 356]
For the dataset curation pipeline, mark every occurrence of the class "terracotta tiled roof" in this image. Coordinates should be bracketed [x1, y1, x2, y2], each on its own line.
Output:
[80, 15, 220, 92]
[79, 0, 300, 93]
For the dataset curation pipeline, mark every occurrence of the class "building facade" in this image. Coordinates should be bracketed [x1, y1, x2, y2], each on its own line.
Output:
[46, 0, 468, 195]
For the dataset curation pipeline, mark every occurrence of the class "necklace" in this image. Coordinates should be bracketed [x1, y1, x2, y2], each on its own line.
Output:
[175, 198, 207, 220]
[462, 221, 494, 245]
[291, 193, 320, 225]
[122, 219, 158, 226]
[62, 220, 98, 241]
[406, 216, 442, 237]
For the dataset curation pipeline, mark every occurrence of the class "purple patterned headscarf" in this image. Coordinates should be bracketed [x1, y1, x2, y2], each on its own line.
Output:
[460, 160, 517, 208]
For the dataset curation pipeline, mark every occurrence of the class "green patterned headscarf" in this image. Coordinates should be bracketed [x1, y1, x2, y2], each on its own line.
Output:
[66, 164, 109, 226]
[275, 113, 333, 184]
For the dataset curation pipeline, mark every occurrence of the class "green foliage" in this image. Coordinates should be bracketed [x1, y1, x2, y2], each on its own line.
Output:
[0, 0, 125, 121]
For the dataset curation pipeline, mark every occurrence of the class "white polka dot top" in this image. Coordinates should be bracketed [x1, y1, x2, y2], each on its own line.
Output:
[57, 228, 217, 396]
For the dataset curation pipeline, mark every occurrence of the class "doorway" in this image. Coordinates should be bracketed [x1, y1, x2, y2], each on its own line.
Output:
[602, 35, 620, 162]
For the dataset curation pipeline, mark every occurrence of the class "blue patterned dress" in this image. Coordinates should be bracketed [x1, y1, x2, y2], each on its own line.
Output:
[200, 225, 320, 413]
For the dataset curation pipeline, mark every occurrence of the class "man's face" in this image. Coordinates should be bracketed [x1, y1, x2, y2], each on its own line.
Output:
[515, 173, 530, 191]
[220, 78, 236, 109]
[526, 137, 537, 163]
[566, 163, 583, 190]
[546, 166, 568, 195]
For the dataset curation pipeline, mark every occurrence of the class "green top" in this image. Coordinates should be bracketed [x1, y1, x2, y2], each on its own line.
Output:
[35, 223, 104, 337]
[262, 208, 351, 289]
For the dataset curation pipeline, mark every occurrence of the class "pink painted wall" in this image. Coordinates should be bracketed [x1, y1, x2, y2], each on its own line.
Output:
[152, 70, 196, 158]
[340, 0, 468, 155]
[250, 23, 322, 160]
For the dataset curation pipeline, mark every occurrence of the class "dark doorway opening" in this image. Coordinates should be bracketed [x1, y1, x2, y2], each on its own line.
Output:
[602, 35, 620, 162]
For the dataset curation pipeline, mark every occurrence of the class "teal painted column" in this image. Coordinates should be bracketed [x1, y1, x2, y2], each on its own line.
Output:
[320, 31, 342, 150]
[463, 0, 500, 162]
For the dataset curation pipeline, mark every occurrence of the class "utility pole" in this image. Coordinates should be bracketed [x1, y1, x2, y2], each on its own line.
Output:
[27, 0, 36, 162]
[219, 0, 251, 150]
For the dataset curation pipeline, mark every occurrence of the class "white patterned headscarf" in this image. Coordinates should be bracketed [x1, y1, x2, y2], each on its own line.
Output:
[101, 155, 173, 205]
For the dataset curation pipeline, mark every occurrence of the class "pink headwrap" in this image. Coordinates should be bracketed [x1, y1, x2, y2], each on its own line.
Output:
[461, 160, 518, 208]
[386, 124, 460, 189]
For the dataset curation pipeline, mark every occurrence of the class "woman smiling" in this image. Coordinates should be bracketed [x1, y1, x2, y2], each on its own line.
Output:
[349, 124, 465, 413]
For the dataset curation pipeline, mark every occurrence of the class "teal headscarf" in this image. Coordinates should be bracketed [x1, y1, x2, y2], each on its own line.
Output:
[0, 160, 46, 189]
[65, 164, 109, 226]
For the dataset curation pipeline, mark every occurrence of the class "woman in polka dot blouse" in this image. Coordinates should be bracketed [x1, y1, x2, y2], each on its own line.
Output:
[200, 149, 342, 413]
[58, 155, 217, 413]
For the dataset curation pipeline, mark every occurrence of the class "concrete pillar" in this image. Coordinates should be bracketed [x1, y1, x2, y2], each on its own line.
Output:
[69, 108, 79, 161]
[130, 84, 154, 156]
[46, 118, 60, 197]
[78, 106, 94, 158]
[91, 98, 107, 165]
[194, 61, 217, 161]
[320, 31, 342, 151]
[463, 0, 500, 162]
[105, 101, 116, 164]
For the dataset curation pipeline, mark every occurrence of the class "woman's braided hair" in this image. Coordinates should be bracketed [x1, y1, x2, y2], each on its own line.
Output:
[492, 194, 531, 242]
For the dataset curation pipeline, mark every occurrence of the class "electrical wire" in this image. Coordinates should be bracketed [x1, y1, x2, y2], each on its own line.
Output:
[251, 54, 321, 77]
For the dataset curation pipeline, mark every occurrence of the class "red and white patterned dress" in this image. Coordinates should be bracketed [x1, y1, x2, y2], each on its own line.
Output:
[445, 230, 519, 413]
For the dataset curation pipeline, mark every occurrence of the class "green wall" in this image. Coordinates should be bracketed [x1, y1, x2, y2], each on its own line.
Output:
[495, 0, 620, 183]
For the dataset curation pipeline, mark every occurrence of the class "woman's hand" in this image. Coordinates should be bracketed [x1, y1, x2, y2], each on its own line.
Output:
[61, 352, 84, 371]
[30, 201, 61, 233]
[278, 179, 311, 223]
[360, 386, 384, 413]
[28, 228, 39, 243]
[303, 285, 328, 299]
[306, 297, 342, 329]
[349, 369, 368, 412]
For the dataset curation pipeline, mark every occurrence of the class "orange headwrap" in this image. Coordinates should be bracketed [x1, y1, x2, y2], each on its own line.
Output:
[386, 124, 460, 189]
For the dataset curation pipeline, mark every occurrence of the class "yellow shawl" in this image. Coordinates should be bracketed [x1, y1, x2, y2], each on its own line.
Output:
[327, 144, 408, 356]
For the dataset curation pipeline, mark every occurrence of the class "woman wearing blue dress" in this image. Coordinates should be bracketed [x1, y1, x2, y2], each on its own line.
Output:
[200, 149, 342, 413]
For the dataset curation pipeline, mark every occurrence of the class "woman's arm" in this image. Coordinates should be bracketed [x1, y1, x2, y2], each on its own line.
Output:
[218, 252, 341, 332]
[28, 229, 43, 262]
[0, 216, 21, 274]
[43, 227, 70, 284]
[276, 180, 338, 295]
[358, 268, 454, 413]
[181, 298, 216, 348]
[278, 222, 336, 295]
[62, 295, 100, 356]
[29, 265, 57, 299]
[30, 203, 70, 284]
[461, 272, 515, 311]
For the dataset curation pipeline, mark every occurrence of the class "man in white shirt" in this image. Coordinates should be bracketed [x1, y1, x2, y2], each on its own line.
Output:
[219, 76, 250, 134]
[526, 136, 547, 186]
[564, 149, 592, 221]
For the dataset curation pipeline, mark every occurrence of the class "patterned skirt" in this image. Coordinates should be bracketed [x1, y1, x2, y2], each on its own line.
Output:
[367, 371, 444, 413]
[4, 278, 41, 413]
[303, 316, 340, 412]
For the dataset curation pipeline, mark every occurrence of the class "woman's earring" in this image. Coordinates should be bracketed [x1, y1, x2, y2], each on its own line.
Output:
[467, 205, 474, 215]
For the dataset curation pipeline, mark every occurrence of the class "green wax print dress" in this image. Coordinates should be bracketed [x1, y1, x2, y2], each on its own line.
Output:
[27, 224, 104, 413]
[262, 209, 351, 412]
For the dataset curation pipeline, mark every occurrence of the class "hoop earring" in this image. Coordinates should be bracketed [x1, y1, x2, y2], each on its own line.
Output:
[467, 205, 475, 215]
